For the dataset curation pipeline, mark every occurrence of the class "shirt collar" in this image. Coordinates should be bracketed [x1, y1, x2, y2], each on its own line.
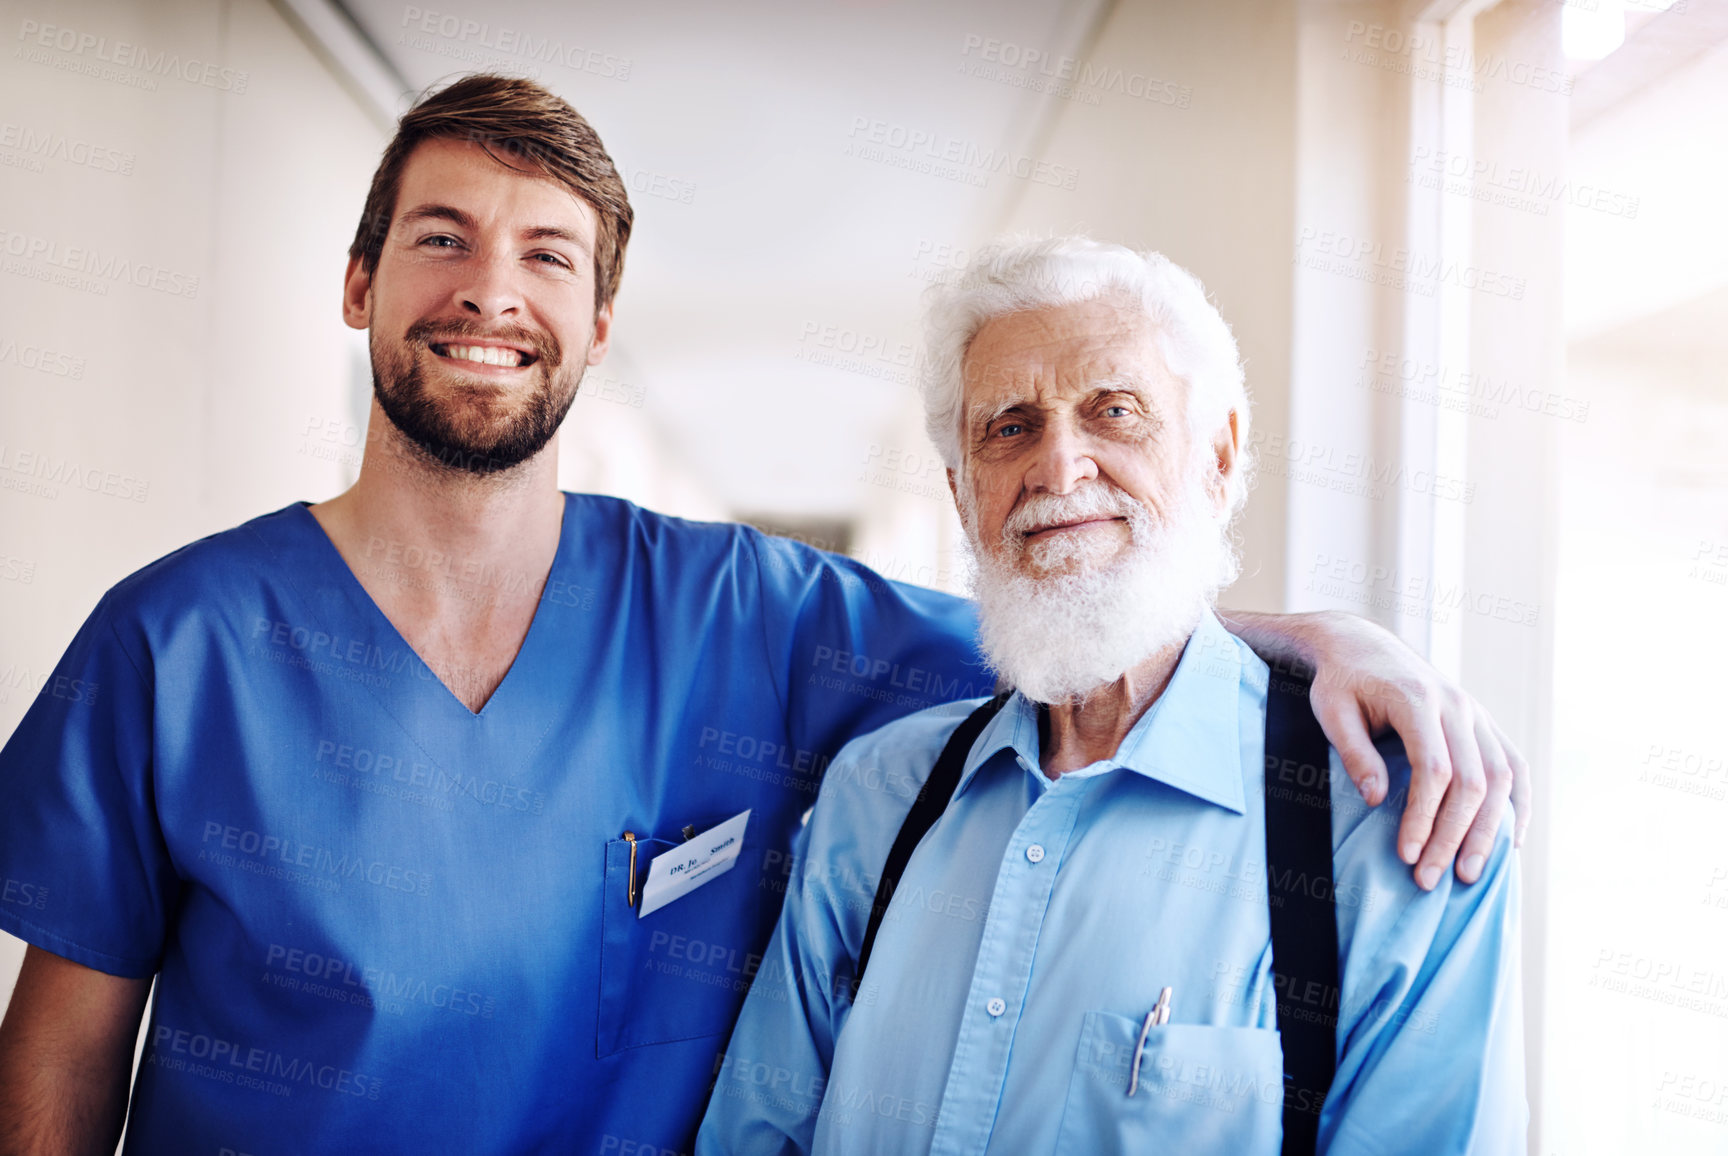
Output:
[957, 610, 1249, 815]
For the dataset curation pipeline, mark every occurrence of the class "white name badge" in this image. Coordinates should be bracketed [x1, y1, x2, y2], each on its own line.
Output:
[638, 809, 751, 918]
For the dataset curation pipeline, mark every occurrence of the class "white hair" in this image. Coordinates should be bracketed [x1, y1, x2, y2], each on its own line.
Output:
[959, 458, 1234, 704]
[920, 235, 1254, 520]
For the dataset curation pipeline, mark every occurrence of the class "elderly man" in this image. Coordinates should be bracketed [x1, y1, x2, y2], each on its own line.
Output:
[698, 238, 1525, 1154]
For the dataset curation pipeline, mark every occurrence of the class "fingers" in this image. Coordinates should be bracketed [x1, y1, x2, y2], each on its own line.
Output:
[1309, 680, 1387, 806]
[1493, 717, 1532, 848]
[1411, 697, 1486, 890]
[1386, 682, 1450, 870]
[1451, 713, 1513, 883]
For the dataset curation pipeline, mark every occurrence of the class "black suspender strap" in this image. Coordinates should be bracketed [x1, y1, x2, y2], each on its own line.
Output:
[856, 678, 1338, 1156]
[856, 692, 1011, 983]
[1263, 672, 1341, 1156]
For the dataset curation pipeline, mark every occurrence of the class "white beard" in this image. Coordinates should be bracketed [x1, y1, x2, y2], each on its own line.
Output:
[960, 469, 1234, 705]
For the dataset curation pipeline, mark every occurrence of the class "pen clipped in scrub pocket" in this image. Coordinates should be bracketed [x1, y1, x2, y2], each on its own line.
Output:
[596, 832, 764, 1056]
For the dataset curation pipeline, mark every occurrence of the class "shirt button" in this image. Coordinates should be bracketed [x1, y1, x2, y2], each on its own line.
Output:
[1025, 844, 1046, 864]
[986, 997, 1006, 1017]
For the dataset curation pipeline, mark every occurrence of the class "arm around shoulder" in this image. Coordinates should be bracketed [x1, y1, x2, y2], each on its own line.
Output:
[0, 945, 151, 1155]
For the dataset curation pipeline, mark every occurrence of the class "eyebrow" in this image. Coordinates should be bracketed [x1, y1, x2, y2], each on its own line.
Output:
[972, 375, 1154, 426]
[1089, 373, 1153, 396]
[397, 204, 592, 255]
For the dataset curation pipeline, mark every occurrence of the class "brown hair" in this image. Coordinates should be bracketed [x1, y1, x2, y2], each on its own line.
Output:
[348, 73, 633, 310]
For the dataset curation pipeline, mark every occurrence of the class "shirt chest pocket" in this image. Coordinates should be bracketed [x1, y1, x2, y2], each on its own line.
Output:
[597, 834, 765, 1056]
[1054, 1012, 1287, 1155]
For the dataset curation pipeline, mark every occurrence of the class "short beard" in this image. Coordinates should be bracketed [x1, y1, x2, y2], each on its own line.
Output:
[371, 316, 583, 477]
[960, 466, 1236, 705]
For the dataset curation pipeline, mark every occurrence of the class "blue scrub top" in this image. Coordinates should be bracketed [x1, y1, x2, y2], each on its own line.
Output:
[0, 496, 987, 1154]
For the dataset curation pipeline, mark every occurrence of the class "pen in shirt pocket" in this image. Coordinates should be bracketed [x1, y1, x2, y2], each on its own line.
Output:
[623, 831, 639, 907]
[622, 823, 701, 906]
[1127, 986, 1173, 1098]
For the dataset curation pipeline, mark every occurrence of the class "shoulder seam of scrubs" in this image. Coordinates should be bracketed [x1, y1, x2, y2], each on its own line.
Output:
[101, 612, 150, 688]
[744, 528, 793, 725]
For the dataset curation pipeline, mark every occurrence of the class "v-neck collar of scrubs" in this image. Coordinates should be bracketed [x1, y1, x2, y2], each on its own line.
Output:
[282, 497, 574, 723]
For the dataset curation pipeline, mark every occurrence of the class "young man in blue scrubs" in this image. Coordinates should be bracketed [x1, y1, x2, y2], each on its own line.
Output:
[0, 76, 1527, 1154]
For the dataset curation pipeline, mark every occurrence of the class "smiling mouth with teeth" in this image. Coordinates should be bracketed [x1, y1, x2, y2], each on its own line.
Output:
[430, 343, 536, 369]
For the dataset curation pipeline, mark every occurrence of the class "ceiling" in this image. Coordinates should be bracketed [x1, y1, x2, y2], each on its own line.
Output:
[328, 0, 1108, 518]
[1568, 0, 1728, 129]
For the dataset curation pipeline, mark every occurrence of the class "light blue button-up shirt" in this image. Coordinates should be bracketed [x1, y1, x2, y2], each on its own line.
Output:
[698, 612, 1525, 1155]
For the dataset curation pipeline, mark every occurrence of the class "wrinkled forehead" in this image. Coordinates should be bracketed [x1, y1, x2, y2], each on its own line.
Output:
[960, 297, 1173, 410]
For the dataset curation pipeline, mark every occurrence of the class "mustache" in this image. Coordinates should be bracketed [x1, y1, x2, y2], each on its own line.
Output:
[1000, 484, 1142, 540]
[404, 317, 562, 368]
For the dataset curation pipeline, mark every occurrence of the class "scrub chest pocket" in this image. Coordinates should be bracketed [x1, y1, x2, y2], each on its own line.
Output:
[598, 834, 765, 1056]
[1055, 1012, 1288, 1153]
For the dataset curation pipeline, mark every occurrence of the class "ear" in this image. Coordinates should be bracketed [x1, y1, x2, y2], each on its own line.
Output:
[1207, 409, 1241, 516]
[586, 300, 614, 366]
[342, 255, 372, 331]
[947, 467, 962, 517]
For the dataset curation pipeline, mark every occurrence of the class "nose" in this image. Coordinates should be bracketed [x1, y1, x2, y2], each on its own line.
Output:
[1023, 417, 1098, 495]
[453, 249, 523, 321]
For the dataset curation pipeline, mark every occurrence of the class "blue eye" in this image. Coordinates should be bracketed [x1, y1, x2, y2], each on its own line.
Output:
[533, 252, 571, 268]
[995, 423, 1024, 438]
